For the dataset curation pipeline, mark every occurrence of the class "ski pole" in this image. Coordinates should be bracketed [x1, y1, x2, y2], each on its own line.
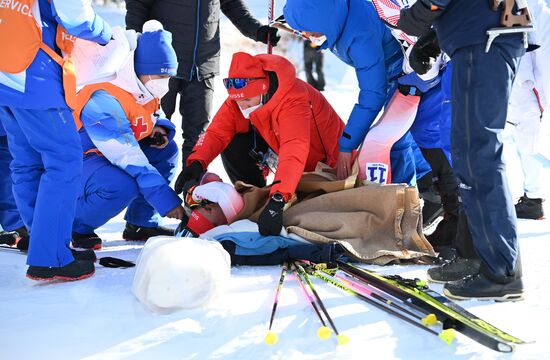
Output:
[294, 262, 349, 345]
[267, 0, 275, 54]
[292, 263, 332, 341]
[265, 262, 289, 345]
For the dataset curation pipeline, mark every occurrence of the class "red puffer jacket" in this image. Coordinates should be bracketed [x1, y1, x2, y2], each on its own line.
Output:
[187, 54, 344, 200]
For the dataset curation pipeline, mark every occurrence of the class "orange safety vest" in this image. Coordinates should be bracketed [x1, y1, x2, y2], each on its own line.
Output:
[0, 0, 77, 108]
[74, 82, 159, 144]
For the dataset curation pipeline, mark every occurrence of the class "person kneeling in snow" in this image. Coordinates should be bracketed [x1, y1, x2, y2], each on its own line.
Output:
[71, 21, 184, 249]
[174, 52, 345, 237]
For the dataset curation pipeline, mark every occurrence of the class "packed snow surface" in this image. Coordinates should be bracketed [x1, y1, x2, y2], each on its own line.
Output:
[1, 3, 549, 359]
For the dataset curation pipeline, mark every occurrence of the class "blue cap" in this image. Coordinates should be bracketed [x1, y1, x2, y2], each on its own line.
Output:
[135, 20, 178, 76]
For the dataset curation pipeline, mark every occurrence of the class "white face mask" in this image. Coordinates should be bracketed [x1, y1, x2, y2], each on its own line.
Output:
[239, 102, 263, 119]
[145, 77, 170, 99]
[309, 35, 327, 47]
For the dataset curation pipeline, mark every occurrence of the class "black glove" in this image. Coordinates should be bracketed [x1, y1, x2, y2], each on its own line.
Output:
[258, 193, 285, 236]
[397, 0, 442, 37]
[174, 161, 204, 195]
[256, 25, 280, 46]
[409, 30, 441, 75]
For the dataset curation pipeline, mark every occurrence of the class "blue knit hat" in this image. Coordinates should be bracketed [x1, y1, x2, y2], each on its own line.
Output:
[135, 20, 178, 76]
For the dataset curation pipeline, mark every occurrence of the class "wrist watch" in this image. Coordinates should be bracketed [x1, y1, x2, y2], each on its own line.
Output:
[271, 192, 285, 203]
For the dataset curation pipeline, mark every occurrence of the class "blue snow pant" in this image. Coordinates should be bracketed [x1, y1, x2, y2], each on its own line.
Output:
[451, 43, 523, 279]
[410, 62, 453, 165]
[73, 140, 179, 233]
[0, 134, 24, 231]
[390, 132, 417, 185]
[0, 106, 81, 267]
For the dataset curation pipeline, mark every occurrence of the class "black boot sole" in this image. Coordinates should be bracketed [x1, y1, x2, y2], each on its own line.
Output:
[443, 288, 524, 302]
[26, 269, 95, 282]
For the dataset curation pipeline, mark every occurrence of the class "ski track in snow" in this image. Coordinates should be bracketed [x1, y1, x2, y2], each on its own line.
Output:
[1, 3, 549, 359]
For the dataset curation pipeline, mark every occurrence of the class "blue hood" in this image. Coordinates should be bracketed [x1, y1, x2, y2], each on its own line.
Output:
[284, 0, 348, 49]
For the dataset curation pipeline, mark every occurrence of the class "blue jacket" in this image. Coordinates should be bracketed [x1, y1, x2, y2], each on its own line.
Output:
[80, 90, 181, 217]
[434, 0, 523, 56]
[0, 0, 112, 110]
[0, 120, 5, 137]
[284, 0, 403, 152]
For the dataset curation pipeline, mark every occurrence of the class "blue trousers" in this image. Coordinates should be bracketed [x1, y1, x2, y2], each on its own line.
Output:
[389, 131, 417, 185]
[0, 106, 81, 267]
[73, 140, 179, 233]
[0, 135, 24, 231]
[451, 43, 523, 279]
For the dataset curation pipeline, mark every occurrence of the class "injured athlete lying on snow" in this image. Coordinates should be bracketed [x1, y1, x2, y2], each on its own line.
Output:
[175, 170, 436, 266]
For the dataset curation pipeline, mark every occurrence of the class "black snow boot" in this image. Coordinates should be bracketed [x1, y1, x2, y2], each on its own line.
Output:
[26, 260, 95, 281]
[0, 226, 29, 250]
[71, 249, 97, 262]
[427, 257, 480, 283]
[0, 230, 19, 246]
[515, 194, 544, 220]
[122, 223, 175, 241]
[72, 232, 103, 250]
[443, 272, 524, 301]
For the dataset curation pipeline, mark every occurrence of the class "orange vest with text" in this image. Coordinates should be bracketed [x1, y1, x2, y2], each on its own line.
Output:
[73, 83, 159, 143]
[0, 0, 77, 107]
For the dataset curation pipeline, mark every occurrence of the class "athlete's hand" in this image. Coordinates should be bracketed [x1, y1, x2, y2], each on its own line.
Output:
[166, 205, 185, 220]
[336, 152, 353, 180]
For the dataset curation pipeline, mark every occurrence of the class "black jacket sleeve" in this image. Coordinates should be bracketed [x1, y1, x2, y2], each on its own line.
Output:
[220, 0, 263, 40]
[125, 0, 155, 32]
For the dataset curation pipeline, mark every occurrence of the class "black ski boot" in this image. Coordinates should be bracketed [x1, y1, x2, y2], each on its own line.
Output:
[122, 223, 175, 241]
[72, 232, 103, 250]
[0, 230, 19, 246]
[26, 260, 95, 281]
[71, 249, 97, 262]
[0, 226, 29, 250]
[443, 272, 524, 301]
[427, 257, 480, 283]
[515, 194, 544, 220]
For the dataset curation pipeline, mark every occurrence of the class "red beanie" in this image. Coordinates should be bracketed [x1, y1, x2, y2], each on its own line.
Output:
[227, 52, 269, 100]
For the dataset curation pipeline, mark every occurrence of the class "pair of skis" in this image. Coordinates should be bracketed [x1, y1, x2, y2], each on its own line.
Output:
[265, 261, 530, 352]
[333, 262, 530, 352]
[264, 262, 349, 346]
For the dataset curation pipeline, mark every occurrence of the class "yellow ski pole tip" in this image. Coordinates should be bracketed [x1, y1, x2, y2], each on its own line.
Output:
[265, 331, 279, 345]
[439, 329, 456, 345]
[337, 334, 350, 345]
[422, 313, 438, 326]
[317, 326, 332, 340]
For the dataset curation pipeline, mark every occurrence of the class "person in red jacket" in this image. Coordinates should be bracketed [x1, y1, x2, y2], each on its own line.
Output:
[175, 52, 344, 236]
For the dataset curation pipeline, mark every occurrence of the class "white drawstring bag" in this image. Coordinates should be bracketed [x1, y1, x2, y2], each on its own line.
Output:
[132, 236, 231, 313]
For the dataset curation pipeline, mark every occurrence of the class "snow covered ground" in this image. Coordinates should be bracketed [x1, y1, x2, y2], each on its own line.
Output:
[1, 3, 549, 360]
